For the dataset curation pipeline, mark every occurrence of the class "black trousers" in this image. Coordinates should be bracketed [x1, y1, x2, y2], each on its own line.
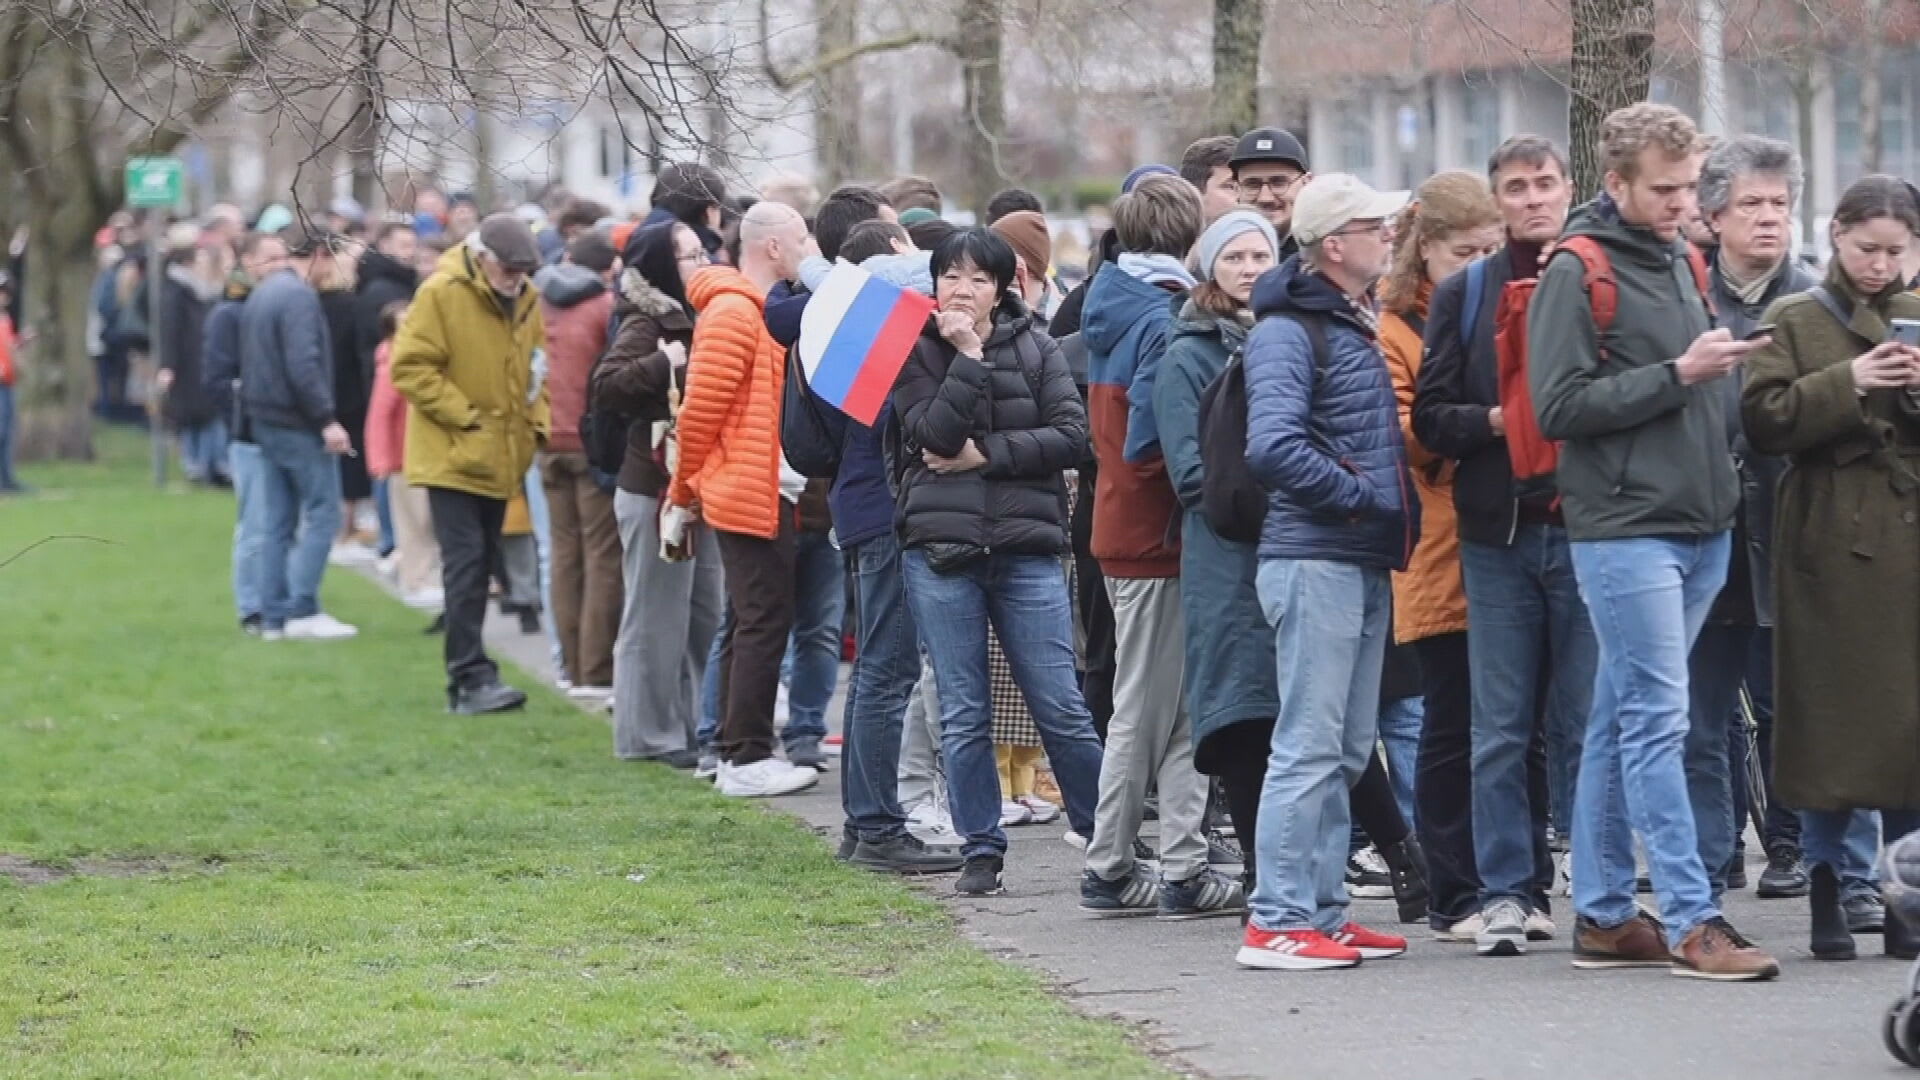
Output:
[1415, 632, 1480, 922]
[1201, 717, 1275, 891]
[1351, 750, 1408, 849]
[713, 513, 797, 766]
[428, 487, 506, 694]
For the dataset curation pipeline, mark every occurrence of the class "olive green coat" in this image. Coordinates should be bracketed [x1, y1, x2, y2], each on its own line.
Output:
[1741, 266, 1920, 812]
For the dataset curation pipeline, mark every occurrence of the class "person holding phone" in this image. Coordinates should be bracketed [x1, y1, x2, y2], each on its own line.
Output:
[1742, 174, 1920, 962]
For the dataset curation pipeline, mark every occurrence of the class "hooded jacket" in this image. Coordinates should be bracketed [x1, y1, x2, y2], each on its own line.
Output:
[239, 267, 335, 434]
[592, 270, 694, 498]
[535, 262, 614, 454]
[889, 300, 1086, 556]
[200, 281, 251, 439]
[353, 250, 419, 402]
[390, 243, 550, 501]
[1242, 256, 1417, 569]
[1527, 197, 1739, 541]
[1153, 299, 1277, 746]
[1082, 263, 1184, 577]
[1381, 286, 1467, 642]
[667, 265, 788, 539]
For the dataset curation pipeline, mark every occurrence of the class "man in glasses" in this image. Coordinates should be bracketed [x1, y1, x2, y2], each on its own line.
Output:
[1230, 127, 1311, 257]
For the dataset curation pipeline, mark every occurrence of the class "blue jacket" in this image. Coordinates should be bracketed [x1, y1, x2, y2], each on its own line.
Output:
[238, 269, 335, 434]
[1082, 264, 1176, 462]
[764, 280, 893, 548]
[1243, 257, 1417, 570]
[200, 295, 246, 436]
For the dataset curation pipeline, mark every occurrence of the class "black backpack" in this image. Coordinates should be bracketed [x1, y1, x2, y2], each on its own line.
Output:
[579, 350, 633, 489]
[781, 343, 849, 479]
[1197, 313, 1328, 544]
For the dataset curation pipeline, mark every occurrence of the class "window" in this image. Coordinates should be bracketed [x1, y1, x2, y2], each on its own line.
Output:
[1461, 79, 1501, 174]
[1335, 98, 1375, 176]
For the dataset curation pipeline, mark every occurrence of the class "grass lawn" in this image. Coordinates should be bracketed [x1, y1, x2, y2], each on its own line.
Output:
[0, 430, 1174, 1080]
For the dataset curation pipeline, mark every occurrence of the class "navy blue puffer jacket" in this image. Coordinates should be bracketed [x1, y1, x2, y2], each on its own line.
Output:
[1242, 257, 1418, 570]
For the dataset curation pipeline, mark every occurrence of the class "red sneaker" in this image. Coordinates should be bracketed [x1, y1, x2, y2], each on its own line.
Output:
[1235, 926, 1363, 971]
[1331, 921, 1408, 959]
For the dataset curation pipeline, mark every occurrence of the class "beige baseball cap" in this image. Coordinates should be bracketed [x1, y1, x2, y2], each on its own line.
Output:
[1291, 174, 1409, 246]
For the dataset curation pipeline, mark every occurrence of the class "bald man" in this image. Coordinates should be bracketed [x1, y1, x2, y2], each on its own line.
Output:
[664, 196, 822, 797]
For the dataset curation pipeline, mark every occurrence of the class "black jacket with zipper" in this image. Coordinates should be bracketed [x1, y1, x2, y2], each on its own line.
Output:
[889, 300, 1087, 557]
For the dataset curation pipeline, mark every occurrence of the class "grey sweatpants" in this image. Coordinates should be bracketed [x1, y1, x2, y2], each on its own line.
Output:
[1087, 576, 1208, 882]
[611, 490, 724, 760]
[897, 659, 944, 808]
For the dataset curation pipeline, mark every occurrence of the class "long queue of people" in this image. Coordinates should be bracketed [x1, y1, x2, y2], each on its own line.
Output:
[186, 100, 1920, 985]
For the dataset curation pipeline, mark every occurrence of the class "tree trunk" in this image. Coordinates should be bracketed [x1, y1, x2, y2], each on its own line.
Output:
[1211, 0, 1264, 137]
[1863, 0, 1885, 173]
[1569, 0, 1656, 199]
[814, 0, 863, 189]
[16, 182, 108, 460]
[955, 0, 1006, 217]
[350, 18, 383, 210]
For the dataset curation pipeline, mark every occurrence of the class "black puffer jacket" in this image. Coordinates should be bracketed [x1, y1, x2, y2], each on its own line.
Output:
[889, 302, 1087, 556]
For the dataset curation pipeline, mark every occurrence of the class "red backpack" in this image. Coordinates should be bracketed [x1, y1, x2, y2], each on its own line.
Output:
[1493, 237, 1711, 500]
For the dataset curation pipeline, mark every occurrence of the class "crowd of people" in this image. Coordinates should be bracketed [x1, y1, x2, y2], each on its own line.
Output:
[58, 97, 1920, 985]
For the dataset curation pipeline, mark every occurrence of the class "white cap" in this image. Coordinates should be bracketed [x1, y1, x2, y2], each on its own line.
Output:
[1290, 174, 1409, 246]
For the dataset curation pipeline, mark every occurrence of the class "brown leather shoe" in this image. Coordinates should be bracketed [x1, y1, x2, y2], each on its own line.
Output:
[1573, 911, 1672, 969]
[1672, 917, 1781, 981]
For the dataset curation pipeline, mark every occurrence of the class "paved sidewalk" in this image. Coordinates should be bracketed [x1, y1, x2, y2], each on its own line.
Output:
[417, 579, 1912, 1080]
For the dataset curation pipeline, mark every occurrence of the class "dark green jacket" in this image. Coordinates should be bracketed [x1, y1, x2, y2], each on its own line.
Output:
[1526, 196, 1739, 541]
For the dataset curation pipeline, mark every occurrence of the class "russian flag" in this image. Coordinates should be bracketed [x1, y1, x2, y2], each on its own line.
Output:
[798, 260, 937, 425]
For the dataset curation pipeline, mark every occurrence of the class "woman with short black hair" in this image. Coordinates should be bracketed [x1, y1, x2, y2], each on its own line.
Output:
[889, 228, 1106, 897]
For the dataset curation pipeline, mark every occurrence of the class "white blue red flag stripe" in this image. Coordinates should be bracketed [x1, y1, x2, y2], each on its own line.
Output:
[798, 260, 936, 425]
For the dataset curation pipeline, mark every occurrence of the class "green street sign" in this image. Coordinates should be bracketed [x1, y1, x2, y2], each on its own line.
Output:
[126, 157, 184, 208]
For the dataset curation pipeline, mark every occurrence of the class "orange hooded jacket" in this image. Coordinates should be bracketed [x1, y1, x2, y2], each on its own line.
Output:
[666, 266, 788, 540]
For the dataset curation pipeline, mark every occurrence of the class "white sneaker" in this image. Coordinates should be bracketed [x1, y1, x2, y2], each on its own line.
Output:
[260, 628, 286, 642]
[327, 541, 379, 568]
[905, 799, 962, 846]
[402, 587, 444, 611]
[567, 685, 613, 702]
[1000, 799, 1034, 827]
[283, 613, 359, 640]
[1525, 910, 1556, 941]
[1014, 794, 1061, 825]
[1433, 911, 1486, 943]
[716, 758, 819, 798]
[1063, 828, 1089, 851]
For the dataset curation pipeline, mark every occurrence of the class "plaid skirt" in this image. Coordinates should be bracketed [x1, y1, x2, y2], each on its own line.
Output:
[989, 475, 1080, 749]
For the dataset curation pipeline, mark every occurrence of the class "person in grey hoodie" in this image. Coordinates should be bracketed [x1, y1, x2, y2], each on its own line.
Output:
[1525, 103, 1776, 981]
[239, 224, 358, 641]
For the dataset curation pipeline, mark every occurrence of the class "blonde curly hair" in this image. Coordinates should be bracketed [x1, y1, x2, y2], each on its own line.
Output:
[1602, 103, 1703, 182]
[1380, 171, 1500, 315]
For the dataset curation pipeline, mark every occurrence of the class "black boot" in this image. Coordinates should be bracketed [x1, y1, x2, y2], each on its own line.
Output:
[1381, 837, 1430, 925]
[1810, 863, 1857, 960]
[1889, 907, 1920, 960]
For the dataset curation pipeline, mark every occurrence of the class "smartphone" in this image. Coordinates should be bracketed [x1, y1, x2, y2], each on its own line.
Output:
[1892, 319, 1920, 347]
[1742, 323, 1777, 342]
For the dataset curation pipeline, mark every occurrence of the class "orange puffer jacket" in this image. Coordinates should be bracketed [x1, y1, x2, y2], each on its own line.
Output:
[667, 266, 786, 540]
[1381, 290, 1468, 643]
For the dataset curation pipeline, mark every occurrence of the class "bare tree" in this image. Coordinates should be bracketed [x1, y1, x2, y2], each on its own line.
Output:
[1568, 0, 1656, 197]
[1, 0, 740, 459]
[1211, 0, 1263, 136]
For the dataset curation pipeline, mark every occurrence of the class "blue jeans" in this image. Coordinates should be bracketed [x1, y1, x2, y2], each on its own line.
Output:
[524, 466, 562, 672]
[1806, 810, 1913, 897]
[1684, 622, 1753, 901]
[179, 418, 229, 482]
[901, 548, 1104, 860]
[229, 440, 266, 620]
[844, 533, 920, 840]
[697, 607, 733, 752]
[252, 422, 342, 629]
[372, 476, 396, 557]
[783, 529, 846, 746]
[1570, 532, 1730, 948]
[0, 383, 15, 489]
[1378, 696, 1423, 832]
[1249, 559, 1391, 934]
[1461, 527, 1596, 910]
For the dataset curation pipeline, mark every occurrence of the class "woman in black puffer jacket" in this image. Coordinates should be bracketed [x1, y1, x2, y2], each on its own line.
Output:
[888, 228, 1106, 897]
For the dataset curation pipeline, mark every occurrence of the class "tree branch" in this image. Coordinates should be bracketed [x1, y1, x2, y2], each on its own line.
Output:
[757, 0, 949, 92]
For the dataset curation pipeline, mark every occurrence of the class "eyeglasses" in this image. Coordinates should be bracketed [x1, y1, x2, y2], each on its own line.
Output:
[676, 250, 709, 266]
[1239, 175, 1304, 195]
[1330, 221, 1390, 239]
